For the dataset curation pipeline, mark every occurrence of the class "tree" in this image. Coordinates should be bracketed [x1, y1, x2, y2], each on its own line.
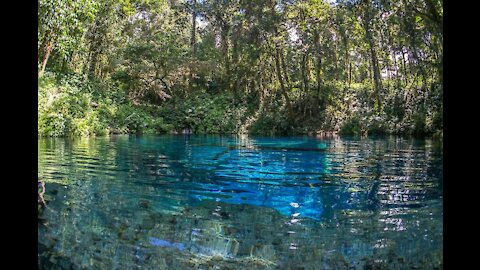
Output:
[38, 0, 97, 76]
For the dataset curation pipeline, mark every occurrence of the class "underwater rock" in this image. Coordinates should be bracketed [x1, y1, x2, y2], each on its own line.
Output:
[46, 254, 74, 270]
[271, 238, 282, 246]
[142, 215, 156, 230]
[168, 217, 177, 225]
[220, 211, 230, 219]
[91, 233, 101, 242]
[363, 259, 389, 270]
[138, 199, 150, 209]
[38, 253, 56, 270]
[211, 255, 223, 261]
[38, 242, 49, 256]
[235, 243, 251, 257]
[38, 217, 49, 228]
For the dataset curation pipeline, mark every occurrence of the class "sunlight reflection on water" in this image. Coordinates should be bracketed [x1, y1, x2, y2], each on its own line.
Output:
[38, 135, 443, 269]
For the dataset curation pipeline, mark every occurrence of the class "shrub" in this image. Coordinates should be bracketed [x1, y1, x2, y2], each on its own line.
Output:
[412, 111, 427, 136]
[339, 116, 363, 136]
[122, 111, 148, 134]
[146, 117, 171, 134]
[73, 111, 108, 136]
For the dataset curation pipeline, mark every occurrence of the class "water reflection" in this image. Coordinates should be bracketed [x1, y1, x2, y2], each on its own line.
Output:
[38, 135, 442, 269]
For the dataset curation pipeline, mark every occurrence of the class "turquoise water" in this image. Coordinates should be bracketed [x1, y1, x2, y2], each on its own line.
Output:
[38, 135, 443, 269]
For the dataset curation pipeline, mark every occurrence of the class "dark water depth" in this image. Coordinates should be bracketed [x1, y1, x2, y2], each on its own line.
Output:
[38, 135, 443, 269]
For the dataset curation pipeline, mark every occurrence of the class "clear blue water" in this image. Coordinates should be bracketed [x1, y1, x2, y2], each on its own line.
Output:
[38, 135, 443, 269]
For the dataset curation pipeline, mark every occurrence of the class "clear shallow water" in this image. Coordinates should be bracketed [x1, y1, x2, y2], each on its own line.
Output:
[38, 135, 443, 269]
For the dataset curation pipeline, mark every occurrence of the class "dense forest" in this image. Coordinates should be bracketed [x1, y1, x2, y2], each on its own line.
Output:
[38, 0, 443, 137]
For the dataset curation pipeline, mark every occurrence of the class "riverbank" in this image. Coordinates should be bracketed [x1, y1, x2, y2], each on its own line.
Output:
[39, 72, 442, 138]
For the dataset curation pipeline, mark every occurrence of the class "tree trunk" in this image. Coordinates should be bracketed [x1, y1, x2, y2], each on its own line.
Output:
[189, 0, 197, 91]
[274, 47, 293, 117]
[279, 49, 289, 86]
[191, 0, 197, 58]
[301, 52, 309, 93]
[368, 40, 382, 109]
[349, 62, 352, 85]
[88, 48, 100, 78]
[221, 25, 231, 91]
[401, 49, 408, 85]
[344, 36, 350, 85]
[313, 29, 323, 111]
[299, 8, 309, 94]
[393, 50, 400, 88]
[315, 55, 322, 102]
[363, 0, 382, 110]
[39, 40, 54, 77]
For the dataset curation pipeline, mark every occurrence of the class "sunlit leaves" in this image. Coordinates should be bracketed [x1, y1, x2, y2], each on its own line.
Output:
[38, 0, 442, 136]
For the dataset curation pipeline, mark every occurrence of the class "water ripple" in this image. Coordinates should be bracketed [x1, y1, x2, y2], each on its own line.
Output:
[38, 135, 443, 269]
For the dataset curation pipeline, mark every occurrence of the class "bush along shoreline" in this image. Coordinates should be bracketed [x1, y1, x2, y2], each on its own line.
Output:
[39, 72, 442, 139]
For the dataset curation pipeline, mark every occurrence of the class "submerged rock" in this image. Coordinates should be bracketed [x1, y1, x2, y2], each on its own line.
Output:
[138, 199, 150, 209]
[142, 215, 156, 230]
[211, 255, 224, 261]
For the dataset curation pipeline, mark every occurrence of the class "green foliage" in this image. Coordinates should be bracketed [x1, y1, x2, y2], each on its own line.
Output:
[412, 111, 427, 136]
[38, 0, 442, 137]
[158, 92, 239, 134]
[146, 118, 172, 134]
[38, 73, 90, 136]
[339, 116, 363, 136]
[73, 111, 108, 136]
[38, 0, 97, 60]
[115, 105, 147, 133]
[250, 111, 292, 136]
[38, 112, 74, 137]
[38, 73, 171, 137]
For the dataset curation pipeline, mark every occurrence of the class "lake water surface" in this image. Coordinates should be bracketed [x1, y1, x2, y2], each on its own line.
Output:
[38, 135, 443, 269]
